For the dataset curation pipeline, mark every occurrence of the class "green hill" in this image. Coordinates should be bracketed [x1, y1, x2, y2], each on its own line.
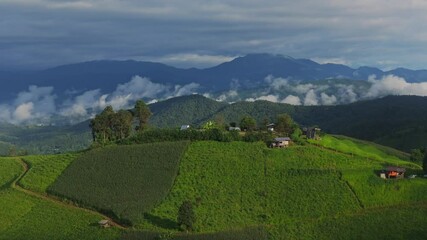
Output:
[0, 156, 121, 240]
[147, 95, 427, 151]
[48, 142, 190, 224]
[1, 135, 426, 239]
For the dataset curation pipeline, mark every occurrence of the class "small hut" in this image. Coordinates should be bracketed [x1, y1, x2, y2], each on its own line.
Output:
[98, 219, 111, 228]
[180, 125, 190, 131]
[267, 123, 275, 132]
[303, 127, 321, 140]
[385, 166, 406, 179]
[270, 137, 291, 148]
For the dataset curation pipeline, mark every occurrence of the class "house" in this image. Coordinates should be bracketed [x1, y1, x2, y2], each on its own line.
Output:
[384, 166, 406, 179]
[180, 125, 190, 131]
[229, 127, 241, 131]
[98, 219, 111, 228]
[270, 137, 291, 148]
[267, 123, 275, 132]
[303, 127, 321, 139]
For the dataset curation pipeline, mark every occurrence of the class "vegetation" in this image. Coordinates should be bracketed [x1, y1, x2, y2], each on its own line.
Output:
[147, 94, 427, 151]
[0, 189, 121, 240]
[0, 158, 22, 188]
[19, 153, 80, 192]
[135, 99, 152, 132]
[239, 115, 257, 131]
[48, 142, 189, 224]
[274, 113, 296, 135]
[0, 156, 121, 239]
[178, 200, 196, 231]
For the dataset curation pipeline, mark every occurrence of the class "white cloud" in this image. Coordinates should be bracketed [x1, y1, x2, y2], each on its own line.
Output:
[320, 93, 337, 105]
[304, 89, 319, 106]
[366, 75, 427, 98]
[13, 102, 34, 121]
[60, 75, 200, 123]
[282, 95, 301, 105]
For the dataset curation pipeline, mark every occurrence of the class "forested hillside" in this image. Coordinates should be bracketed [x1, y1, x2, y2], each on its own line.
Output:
[149, 95, 427, 151]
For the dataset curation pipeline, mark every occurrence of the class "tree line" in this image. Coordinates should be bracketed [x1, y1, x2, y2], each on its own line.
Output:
[89, 100, 151, 144]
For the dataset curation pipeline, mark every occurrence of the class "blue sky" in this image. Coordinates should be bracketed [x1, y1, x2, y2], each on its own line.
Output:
[1, 0, 426, 70]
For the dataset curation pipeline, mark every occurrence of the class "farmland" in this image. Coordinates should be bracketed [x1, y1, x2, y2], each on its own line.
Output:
[48, 141, 190, 224]
[19, 153, 80, 192]
[0, 156, 121, 240]
[0, 136, 426, 239]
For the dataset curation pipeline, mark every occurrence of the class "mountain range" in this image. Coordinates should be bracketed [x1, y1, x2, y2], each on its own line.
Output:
[2, 94, 427, 155]
[1, 53, 427, 125]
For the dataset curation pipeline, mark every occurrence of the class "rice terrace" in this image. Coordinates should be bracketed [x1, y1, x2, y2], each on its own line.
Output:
[1, 103, 426, 239]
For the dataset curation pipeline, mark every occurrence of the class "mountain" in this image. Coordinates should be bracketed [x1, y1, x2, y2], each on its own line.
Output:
[1, 95, 427, 154]
[148, 95, 427, 151]
[1, 53, 426, 102]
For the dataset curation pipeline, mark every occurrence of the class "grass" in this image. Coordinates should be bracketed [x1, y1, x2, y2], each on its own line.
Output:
[0, 189, 121, 240]
[269, 202, 427, 240]
[49, 142, 190, 224]
[139, 142, 363, 232]
[19, 153, 80, 193]
[0, 156, 121, 240]
[1, 137, 426, 239]
[342, 170, 427, 207]
[309, 135, 419, 168]
[0, 158, 22, 188]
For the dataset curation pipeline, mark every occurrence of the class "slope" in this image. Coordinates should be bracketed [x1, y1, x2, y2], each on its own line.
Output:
[48, 142, 190, 224]
[0, 157, 121, 240]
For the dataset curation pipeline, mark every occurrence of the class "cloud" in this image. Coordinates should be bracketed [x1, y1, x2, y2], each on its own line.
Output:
[282, 95, 301, 105]
[366, 75, 427, 98]
[244, 94, 301, 105]
[60, 75, 200, 122]
[303, 90, 319, 106]
[1, 1, 427, 70]
[0, 85, 57, 124]
[320, 93, 337, 105]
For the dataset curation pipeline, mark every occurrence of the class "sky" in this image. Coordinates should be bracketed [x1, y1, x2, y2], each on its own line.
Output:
[1, 0, 427, 70]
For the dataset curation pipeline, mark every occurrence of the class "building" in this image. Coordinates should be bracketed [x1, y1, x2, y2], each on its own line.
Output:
[228, 127, 241, 131]
[267, 123, 275, 132]
[270, 137, 291, 148]
[384, 166, 406, 179]
[98, 219, 111, 228]
[303, 127, 321, 139]
[180, 125, 190, 131]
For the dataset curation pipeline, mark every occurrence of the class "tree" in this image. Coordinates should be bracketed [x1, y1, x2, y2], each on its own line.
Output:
[423, 150, 427, 173]
[410, 148, 425, 164]
[134, 100, 152, 132]
[177, 200, 195, 232]
[90, 106, 115, 143]
[112, 110, 133, 140]
[275, 114, 296, 136]
[240, 115, 257, 131]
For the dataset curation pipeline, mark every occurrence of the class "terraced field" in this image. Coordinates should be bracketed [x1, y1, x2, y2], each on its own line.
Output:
[49, 142, 190, 224]
[1, 136, 426, 240]
[0, 157, 121, 240]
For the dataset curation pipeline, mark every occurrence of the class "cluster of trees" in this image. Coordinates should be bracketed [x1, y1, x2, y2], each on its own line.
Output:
[239, 113, 299, 136]
[89, 100, 151, 144]
[410, 148, 427, 173]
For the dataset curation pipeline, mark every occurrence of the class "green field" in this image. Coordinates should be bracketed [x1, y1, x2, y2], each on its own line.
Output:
[1, 136, 426, 239]
[19, 153, 80, 192]
[0, 156, 121, 240]
[309, 135, 417, 167]
[49, 142, 190, 224]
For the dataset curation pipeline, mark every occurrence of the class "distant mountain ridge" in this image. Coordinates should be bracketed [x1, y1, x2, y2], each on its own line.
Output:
[1, 53, 426, 101]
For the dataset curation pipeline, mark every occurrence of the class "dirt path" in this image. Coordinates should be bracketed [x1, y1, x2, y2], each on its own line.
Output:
[12, 158, 127, 230]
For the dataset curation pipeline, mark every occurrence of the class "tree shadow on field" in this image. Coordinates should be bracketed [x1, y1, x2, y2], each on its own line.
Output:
[143, 213, 178, 230]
